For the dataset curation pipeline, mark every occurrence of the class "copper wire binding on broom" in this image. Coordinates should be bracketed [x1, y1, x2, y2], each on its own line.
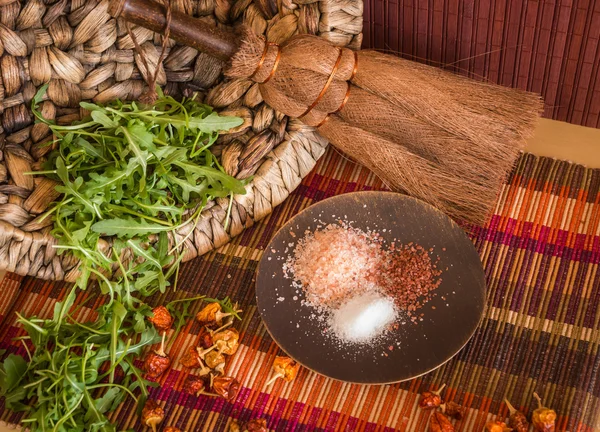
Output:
[249, 41, 282, 84]
[316, 51, 359, 128]
[298, 48, 344, 120]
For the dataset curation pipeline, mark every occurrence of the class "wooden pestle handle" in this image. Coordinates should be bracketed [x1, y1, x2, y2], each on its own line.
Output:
[108, 0, 239, 62]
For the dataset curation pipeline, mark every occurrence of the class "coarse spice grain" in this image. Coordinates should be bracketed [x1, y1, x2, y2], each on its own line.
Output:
[375, 242, 442, 322]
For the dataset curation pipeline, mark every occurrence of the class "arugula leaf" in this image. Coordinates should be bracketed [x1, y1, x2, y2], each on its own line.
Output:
[0, 354, 28, 393]
[94, 387, 121, 414]
[91, 111, 118, 129]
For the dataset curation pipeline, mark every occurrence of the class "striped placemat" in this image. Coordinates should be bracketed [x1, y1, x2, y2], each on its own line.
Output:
[1, 149, 599, 431]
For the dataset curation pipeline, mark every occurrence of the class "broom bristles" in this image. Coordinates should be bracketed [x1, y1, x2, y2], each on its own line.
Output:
[227, 31, 543, 225]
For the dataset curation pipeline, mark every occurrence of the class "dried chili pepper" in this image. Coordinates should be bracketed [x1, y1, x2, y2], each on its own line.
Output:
[244, 418, 268, 431]
[419, 383, 446, 409]
[199, 327, 214, 349]
[196, 303, 221, 326]
[143, 332, 171, 379]
[229, 418, 267, 432]
[441, 401, 465, 420]
[148, 305, 173, 332]
[204, 350, 226, 374]
[163, 428, 182, 432]
[183, 374, 207, 396]
[180, 346, 202, 368]
[141, 399, 164, 432]
[532, 393, 556, 432]
[429, 412, 455, 432]
[196, 301, 242, 328]
[505, 399, 529, 432]
[214, 328, 240, 355]
[212, 376, 240, 401]
[143, 351, 170, 379]
[266, 356, 300, 386]
[484, 420, 511, 432]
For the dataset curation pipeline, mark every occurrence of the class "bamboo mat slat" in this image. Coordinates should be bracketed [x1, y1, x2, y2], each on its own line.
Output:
[0, 149, 599, 431]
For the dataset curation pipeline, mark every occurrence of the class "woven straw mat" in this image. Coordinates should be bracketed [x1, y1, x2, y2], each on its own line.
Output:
[1, 149, 599, 431]
[0, 0, 362, 281]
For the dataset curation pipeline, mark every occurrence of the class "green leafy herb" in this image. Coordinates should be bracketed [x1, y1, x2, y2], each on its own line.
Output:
[0, 87, 246, 431]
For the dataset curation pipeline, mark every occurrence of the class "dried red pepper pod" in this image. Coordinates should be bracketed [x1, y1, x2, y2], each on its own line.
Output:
[532, 393, 556, 432]
[505, 399, 529, 432]
[429, 412, 455, 432]
[484, 420, 511, 432]
[229, 420, 242, 432]
[180, 346, 202, 368]
[143, 351, 171, 379]
[199, 327, 214, 349]
[213, 328, 240, 355]
[180, 346, 212, 375]
[141, 399, 164, 432]
[419, 383, 446, 409]
[148, 305, 173, 332]
[144, 332, 171, 379]
[212, 375, 240, 401]
[183, 374, 208, 396]
[266, 356, 300, 386]
[196, 301, 242, 328]
[245, 418, 268, 431]
[440, 401, 465, 420]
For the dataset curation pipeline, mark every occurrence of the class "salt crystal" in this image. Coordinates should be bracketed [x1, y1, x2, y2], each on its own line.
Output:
[285, 224, 384, 307]
[329, 292, 397, 343]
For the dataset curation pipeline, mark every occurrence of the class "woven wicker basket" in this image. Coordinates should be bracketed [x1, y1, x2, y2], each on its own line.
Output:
[0, 0, 362, 281]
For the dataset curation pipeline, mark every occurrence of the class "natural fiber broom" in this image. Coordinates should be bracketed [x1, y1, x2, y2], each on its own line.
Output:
[109, 0, 543, 225]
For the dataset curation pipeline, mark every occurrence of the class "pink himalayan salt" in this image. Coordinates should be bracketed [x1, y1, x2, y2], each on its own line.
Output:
[286, 224, 383, 308]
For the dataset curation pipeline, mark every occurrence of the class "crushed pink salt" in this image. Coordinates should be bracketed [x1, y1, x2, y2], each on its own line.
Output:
[285, 224, 383, 308]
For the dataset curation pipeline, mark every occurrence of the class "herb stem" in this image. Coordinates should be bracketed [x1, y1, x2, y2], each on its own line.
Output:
[107, 204, 173, 226]
[166, 295, 206, 306]
[224, 192, 234, 231]
[88, 383, 138, 403]
[53, 394, 84, 431]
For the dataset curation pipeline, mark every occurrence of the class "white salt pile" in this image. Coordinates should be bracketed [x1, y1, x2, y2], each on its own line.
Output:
[329, 291, 398, 343]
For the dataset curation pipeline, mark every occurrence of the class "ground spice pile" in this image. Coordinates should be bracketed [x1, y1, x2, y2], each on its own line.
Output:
[285, 222, 443, 343]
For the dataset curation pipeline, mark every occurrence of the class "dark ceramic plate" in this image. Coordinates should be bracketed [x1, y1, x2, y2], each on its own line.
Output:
[256, 191, 486, 384]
